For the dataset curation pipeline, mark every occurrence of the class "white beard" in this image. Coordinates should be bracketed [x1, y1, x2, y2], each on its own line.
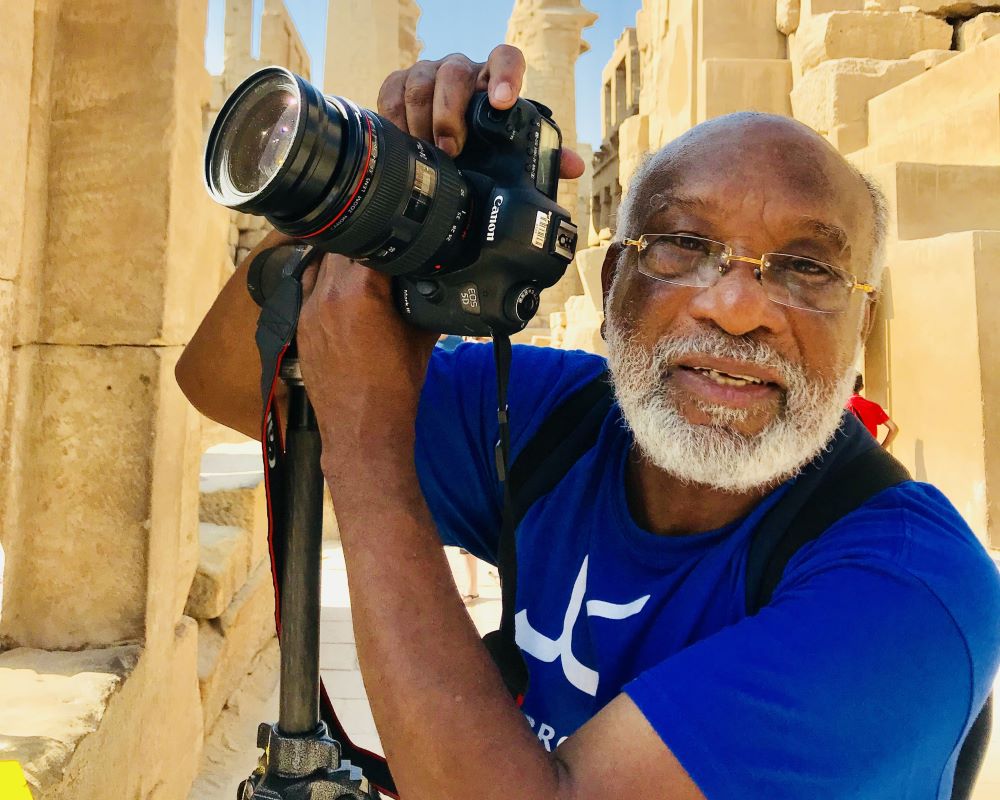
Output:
[604, 311, 860, 494]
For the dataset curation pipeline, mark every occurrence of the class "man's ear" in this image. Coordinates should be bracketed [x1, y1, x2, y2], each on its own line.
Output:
[860, 293, 878, 344]
[600, 241, 625, 340]
[601, 241, 625, 312]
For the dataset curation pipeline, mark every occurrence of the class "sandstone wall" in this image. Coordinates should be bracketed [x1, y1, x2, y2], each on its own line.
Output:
[0, 0, 324, 795]
[0, 1, 232, 797]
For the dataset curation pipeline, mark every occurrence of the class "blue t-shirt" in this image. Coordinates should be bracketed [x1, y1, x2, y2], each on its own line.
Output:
[414, 343, 1000, 799]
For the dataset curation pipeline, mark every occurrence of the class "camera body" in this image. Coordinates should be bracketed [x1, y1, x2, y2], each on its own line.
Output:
[392, 94, 578, 336]
[204, 68, 579, 337]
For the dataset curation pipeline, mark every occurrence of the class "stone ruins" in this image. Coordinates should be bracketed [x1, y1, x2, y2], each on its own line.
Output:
[0, 1, 997, 798]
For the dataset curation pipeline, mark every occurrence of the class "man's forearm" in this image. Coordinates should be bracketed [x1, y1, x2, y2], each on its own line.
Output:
[175, 228, 293, 438]
[325, 443, 565, 800]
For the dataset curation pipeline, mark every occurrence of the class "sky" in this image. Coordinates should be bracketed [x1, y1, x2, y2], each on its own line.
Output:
[205, 0, 642, 149]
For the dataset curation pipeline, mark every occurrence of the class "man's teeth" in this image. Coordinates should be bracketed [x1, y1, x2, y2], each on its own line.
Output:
[690, 367, 764, 387]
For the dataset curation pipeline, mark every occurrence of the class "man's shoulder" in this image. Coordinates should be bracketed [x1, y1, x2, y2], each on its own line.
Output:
[819, 481, 992, 578]
[812, 481, 1000, 669]
[428, 341, 605, 376]
[421, 343, 611, 461]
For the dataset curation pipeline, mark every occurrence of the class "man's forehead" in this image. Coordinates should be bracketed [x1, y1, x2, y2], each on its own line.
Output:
[646, 189, 853, 253]
[648, 116, 867, 209]
[640, 139, 869, 247]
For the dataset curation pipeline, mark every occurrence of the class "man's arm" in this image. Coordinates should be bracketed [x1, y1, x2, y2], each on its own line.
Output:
[880, 418, 899, 449]
[288, 45, 697, 800]
[175, 228, 295, 438]
[297, 252, 705, 800]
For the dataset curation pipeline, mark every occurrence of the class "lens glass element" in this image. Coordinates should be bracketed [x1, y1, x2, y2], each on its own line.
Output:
[213, 73, 301, 202]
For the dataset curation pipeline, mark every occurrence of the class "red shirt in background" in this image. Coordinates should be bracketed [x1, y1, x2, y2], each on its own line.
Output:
[846, 394, 889, 438]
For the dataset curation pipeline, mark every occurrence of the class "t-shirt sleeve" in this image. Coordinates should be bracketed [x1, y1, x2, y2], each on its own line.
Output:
[414, 343, 606, 564]
[624, 496, 1000, 799]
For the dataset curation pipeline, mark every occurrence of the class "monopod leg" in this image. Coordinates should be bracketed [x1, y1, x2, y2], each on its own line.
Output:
[278, 377, 323, 735]
[239, 360, 375, 800]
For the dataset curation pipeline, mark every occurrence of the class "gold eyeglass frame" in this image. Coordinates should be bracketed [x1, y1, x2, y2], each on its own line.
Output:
[623, 233, 876, 312]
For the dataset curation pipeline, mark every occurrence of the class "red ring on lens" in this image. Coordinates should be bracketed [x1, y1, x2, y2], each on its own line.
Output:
[301, 113, 375, 238]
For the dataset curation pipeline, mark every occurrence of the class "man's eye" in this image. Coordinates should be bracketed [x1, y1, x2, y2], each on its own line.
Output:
[669, 235, 712, 254]
[787, 257, 831, 275]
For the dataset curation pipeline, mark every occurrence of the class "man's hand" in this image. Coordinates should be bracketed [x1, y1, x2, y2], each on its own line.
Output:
[296, 254, 438, 479]
[377, 45, 585, 177]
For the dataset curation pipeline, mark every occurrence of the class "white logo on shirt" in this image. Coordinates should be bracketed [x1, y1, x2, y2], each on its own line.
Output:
[515, 556, 650, 696]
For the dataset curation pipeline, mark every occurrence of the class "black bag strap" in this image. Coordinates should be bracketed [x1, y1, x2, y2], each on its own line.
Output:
[484, 368, 614, 700]
[745, 419, 911, 614]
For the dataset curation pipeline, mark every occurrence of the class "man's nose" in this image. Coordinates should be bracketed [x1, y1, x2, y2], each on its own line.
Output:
[687, 260, 787, 338]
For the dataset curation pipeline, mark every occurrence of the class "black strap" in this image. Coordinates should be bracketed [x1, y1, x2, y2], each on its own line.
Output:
[485, 368, 614, 700]
[745, 416, 911, 614]
[954, 694, 993, 800]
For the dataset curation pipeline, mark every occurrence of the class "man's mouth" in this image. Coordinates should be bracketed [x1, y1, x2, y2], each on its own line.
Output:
[681, 366, 767, 388]
[668, 361, 784, 411]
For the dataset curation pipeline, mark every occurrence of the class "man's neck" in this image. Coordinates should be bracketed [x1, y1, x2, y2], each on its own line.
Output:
[624, 446, 770, 536]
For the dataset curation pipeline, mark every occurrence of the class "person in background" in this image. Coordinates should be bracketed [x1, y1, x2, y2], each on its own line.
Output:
[846, 373, 899, 448]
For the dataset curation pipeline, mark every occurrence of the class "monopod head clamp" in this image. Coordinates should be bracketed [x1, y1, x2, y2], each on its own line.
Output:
[243, 243, 388, 800]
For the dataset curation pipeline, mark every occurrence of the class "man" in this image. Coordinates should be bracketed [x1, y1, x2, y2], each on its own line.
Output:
[177, 46, 1000, 799]
[847, 373, 899, 448]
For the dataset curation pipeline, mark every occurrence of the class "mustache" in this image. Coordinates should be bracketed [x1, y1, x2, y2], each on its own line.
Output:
[647, 328, 804, 388]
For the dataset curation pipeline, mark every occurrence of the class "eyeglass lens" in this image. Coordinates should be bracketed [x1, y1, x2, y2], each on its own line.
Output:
[638, 234, 852, 313]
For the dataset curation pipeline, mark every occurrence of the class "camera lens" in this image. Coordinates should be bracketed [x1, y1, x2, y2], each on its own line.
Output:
[208, 71, 302, 204]
[205, 67, 474, 277]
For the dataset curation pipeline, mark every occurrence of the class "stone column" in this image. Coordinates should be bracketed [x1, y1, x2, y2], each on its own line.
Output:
[507, 0, 598, 320]
[0, 0, 230, 654]
[224, 0, 258, 95]
[262, 0, 311, 78]
[325, 0, 423, 108]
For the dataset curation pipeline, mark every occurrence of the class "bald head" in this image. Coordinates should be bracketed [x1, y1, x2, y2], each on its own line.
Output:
[616, 113, 887, 285]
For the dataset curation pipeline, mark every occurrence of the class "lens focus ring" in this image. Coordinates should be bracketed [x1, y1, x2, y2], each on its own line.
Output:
[384, 156, 467, 275]
[307, 115, 413, 253]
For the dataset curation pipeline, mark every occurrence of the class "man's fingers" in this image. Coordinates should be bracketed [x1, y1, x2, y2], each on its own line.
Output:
[377, 69, 409, 132]
[559, 148, 586, 180]
[403, 60, 439, 142]
[432, 55, 478, 157]
[481, 44, 525, 109]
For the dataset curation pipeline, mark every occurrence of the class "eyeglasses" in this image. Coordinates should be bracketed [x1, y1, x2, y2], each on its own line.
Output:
[622, 233, 876, 314]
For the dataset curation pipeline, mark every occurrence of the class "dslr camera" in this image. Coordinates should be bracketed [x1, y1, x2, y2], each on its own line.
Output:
[204, 66, 579, 336]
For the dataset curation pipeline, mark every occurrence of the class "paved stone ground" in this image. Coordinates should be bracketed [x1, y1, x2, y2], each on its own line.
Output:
[189, 543, 499, 798]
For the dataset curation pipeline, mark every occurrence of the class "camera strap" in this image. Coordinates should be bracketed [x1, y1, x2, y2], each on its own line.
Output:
[253, 245, 398, 798]
[481, 333, 531, 701]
